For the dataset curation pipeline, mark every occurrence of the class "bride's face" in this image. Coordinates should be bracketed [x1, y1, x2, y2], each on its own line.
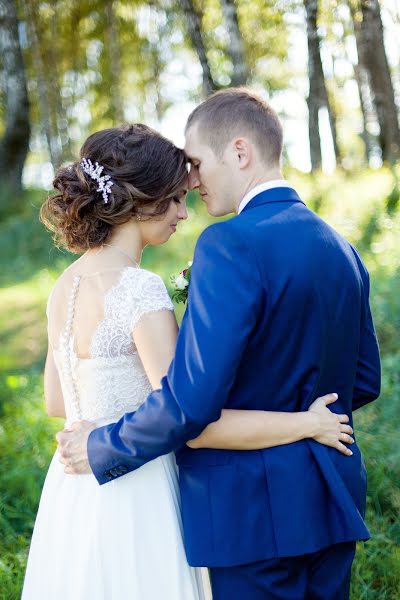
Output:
[140, 186, 188, 246]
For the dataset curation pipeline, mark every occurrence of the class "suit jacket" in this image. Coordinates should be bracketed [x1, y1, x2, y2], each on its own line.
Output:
[88, 187, 381, 567]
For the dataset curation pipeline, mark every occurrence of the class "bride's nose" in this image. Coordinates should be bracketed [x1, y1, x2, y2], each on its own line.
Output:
[177, 201, 188, 221]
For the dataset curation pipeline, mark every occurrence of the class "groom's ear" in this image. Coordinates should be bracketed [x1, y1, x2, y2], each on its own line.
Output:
[233, 138, 252, 169]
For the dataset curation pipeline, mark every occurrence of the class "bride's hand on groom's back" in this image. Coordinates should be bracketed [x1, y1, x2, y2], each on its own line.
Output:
[308, 394, 354, 456]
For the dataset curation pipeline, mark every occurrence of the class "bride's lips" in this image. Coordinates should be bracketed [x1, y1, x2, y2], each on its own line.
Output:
[170, 224, 177, 232]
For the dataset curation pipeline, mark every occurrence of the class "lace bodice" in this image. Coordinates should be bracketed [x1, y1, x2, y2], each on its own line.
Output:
[48, 267, 174, 425]
[89, 268, 174, 358]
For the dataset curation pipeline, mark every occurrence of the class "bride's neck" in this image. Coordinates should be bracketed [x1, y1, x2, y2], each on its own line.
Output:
[105, 221, 144, 265]
[83, 220, 144, 267]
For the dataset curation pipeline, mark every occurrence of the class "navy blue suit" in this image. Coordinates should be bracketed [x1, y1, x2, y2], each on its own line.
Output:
[88, 188, 380, 598]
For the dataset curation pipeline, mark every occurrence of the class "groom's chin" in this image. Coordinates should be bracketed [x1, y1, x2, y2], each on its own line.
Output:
[206, 206, 218, 216]
[208, 207, 231, 217]
[204, 202, 224, 217]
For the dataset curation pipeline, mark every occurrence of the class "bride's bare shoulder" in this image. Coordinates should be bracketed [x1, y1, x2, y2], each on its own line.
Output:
[48, 257, 85, 298]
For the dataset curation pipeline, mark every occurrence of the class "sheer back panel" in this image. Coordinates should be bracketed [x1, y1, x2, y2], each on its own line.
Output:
[46, 266, 174, 424]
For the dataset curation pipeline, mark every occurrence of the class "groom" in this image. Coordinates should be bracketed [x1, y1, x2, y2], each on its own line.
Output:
[58, 88, 380, 599]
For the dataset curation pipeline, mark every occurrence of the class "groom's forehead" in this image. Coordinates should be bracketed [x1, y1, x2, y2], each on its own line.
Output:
[184, 124, 201, 154]
[183, 136, 194, 159]
[184, 142, 205, 165]
[183, 146, 198, 162]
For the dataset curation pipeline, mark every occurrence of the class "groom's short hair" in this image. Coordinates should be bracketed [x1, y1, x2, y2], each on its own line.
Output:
[186, 88, 283, 166]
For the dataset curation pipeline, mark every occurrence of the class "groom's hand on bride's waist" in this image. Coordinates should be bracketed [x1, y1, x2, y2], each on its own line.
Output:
[56, 421, 96, 475]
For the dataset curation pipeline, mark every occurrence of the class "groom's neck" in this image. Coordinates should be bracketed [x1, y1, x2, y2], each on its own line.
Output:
[234, 166, 285, 213]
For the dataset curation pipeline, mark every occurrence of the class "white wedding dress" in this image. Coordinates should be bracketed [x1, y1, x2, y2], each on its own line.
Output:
[22, 265, 210, 600]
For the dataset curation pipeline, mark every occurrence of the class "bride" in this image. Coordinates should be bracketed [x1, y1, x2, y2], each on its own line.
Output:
[22, 124, 354, 599]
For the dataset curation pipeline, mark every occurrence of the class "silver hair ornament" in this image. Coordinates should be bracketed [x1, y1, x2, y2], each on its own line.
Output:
[80, 158, 114, 204]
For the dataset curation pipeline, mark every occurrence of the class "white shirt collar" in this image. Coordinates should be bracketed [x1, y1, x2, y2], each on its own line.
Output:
[237, 179, 292, 214]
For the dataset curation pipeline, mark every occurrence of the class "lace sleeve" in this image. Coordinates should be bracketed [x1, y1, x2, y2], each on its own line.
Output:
[128, 269, 174, 331]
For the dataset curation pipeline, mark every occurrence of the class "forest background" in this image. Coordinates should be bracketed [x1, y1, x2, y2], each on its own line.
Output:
[0, 0, 399, 598]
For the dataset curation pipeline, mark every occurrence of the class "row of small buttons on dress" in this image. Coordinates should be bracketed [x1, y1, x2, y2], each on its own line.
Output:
[60, 275, 82, 420]
[104, 464, 129, 480]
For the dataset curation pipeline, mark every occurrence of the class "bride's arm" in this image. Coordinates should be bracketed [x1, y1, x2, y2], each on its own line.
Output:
[44, 346, 66, 418]
[134, 310, 354, 456]
[186, 398, 353, 456]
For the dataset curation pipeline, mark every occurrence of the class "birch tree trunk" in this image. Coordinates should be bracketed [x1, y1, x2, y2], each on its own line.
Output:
[358, 0, 400, 160]
[348, 1, 377, 162]
[304, 0, 341, 170]
[24, 0, 62, 169]
[354, 62, 375, 162]
[50, 2, 72, 160]
[220, 0, 249, 86]
[0, 0, 30, 200]
[105, 1, 124, 123]
[180, 0, 216, 97]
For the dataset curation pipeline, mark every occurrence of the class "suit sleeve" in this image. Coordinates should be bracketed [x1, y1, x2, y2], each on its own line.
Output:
[88, 223, 262, 484]
[351, 247, 381, 411]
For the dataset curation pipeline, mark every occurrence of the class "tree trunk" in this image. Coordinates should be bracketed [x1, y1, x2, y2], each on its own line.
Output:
[180, 0, 216, 97]
[358, 0, 400, 160]
[304, 0, 341, 170]
[50, 2, 72, 160]
[0, 0, 30, 199]
[24, 0, 62, 169]
[220, 0, 249, 86]
[304, 0, 324, 170]
[354, 63, 375, 162]
[326, 96, 341, 163]
[307, 95, 322, 170]
[105, 1, 124, 123]
[347, 0, 378, 163]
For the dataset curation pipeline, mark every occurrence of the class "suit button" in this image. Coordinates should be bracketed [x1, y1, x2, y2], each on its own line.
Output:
[118, 465, 128, 475]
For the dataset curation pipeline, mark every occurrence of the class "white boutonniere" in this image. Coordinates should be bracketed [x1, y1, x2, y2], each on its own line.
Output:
[170, 261, 192, 304]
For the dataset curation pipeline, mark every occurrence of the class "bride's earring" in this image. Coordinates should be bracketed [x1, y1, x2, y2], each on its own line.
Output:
[136, 214, 142, 221]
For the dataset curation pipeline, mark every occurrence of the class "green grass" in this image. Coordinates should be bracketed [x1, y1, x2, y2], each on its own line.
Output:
[0, 169, 399, 598]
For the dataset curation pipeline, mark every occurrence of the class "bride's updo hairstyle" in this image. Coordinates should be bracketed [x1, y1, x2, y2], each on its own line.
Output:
[41, 124, 188, 253]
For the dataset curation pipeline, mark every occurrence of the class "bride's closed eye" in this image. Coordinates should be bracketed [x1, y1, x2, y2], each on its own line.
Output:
[173, 190, 188, 204]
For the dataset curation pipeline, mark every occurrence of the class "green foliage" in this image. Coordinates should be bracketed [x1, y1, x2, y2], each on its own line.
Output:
[0, 189, 73, 289]
[0, 170, 399, 597]
[0, 372, 61, 598]
[351, 353, 400, 598]
[0, 374, 58, 532]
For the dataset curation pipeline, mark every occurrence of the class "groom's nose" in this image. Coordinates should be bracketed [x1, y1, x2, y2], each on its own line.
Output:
[188, 166, 200, 190]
